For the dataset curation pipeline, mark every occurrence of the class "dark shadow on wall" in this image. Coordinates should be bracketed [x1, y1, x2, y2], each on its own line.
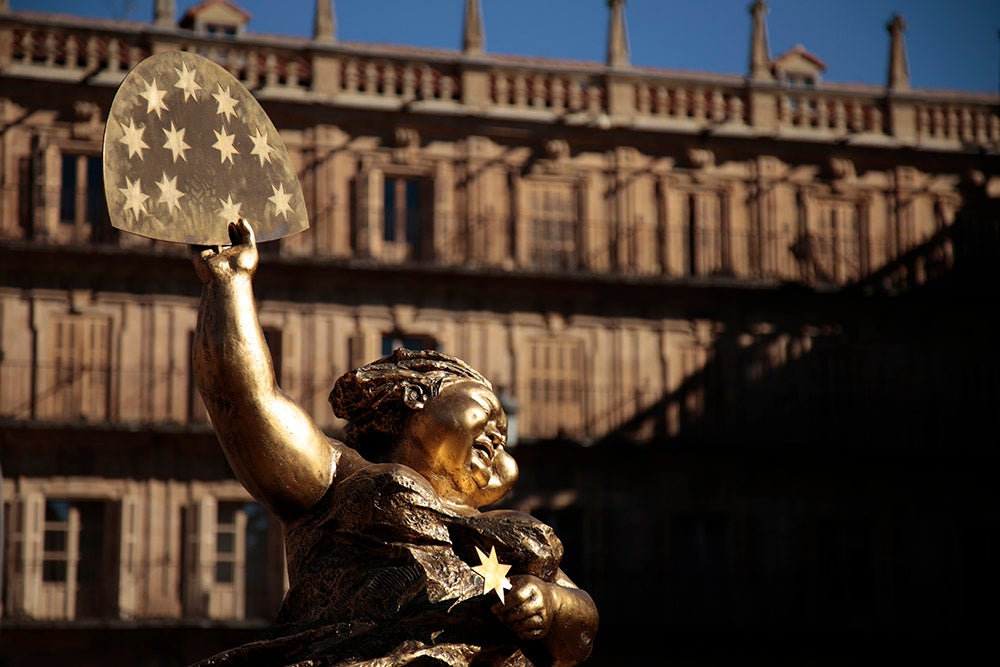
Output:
[513, 175, 1000, 664]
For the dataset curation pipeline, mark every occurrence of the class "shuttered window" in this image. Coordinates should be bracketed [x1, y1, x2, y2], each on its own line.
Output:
[45, 315, 111, 421]
[524, 338, 585, 439]
[528, 181, 578, 271]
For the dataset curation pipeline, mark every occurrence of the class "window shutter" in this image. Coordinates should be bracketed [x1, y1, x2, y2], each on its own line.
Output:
[117, 495, 139, 619]
[183, 497, 215, 617]
[348, 332, 368, 369]
[4, 497, 25, 615]
[233, 506, 248, 620]
[353, 167, 384, 258]
[21, 492, 44, 616]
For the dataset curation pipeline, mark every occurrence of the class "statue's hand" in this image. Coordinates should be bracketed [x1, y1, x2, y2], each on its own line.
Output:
[190, 219, 258, 284]
[492, 574, 557, 641]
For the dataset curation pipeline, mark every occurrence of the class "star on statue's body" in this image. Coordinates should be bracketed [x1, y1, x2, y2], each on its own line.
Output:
[119, 176, 149, 220]
[162, 122, 191, 163]
[212, 126, 239, 164]
[139, 78, 169, 119]
[213, 84, 239, 122]
[156, 172, 185, 213]
[472, 546, 512, 603]
[249, 128, 275, 166]
[174, 62, 202, 101]
[118, 117, 149, 160]
[268, 182, 294, 220]
[217, 194, 242, 223]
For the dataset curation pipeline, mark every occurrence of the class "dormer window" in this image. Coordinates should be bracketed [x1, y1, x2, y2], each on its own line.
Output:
[179, 0, 251, 38]
[772, 44, 827, 89]
[205, 23, 238, 37]
[783, 72, 816, 89]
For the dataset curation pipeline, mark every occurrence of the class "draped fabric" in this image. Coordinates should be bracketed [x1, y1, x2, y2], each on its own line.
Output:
[192, 464, 563, 667]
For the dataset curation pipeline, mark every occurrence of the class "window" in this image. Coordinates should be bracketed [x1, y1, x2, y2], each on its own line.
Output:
[205, 23, 238, 37]
[210, 500, 279, 620]
[31, 498, 115, 620]
[529, 181, 578, 271]
[684, 191, 724, 276]
[59, 153, 114, 244]
[524, 338, 585, 439]
[383, 176, 431, 260]
[381, 332, 436, 357]
[783, 73, 816, 88]
[42, 500, 70, 584]
[810, 201, 862, 284]
[46, 315, 111, 422]
[214, 502, 239, 584]
[185, 499, 282, 621]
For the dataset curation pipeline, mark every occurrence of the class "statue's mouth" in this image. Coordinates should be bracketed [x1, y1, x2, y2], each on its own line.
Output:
[472, 438, 494, 464]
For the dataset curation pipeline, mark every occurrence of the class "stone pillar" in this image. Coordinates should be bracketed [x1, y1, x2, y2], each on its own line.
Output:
[313, 0, 335, 44]
[462, 0, 484, 56]
[886, 14, 916, 143]
[747, 0, 778, 134]
[459, 0, 488, 109]
[606, 0, 629, 69]
[153, 0, 175, 28]
[310, 2, 339, 97]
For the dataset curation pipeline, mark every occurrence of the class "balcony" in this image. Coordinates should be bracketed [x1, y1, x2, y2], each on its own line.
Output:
[1, 11, 996, 151]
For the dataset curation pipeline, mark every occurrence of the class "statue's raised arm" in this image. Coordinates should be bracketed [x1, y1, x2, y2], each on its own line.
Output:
[190, 219, 353, 522]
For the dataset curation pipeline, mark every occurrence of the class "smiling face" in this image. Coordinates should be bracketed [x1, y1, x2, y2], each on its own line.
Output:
[393, 379, 518, 511]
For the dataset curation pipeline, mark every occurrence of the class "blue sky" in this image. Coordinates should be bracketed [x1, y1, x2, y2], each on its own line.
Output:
[13, 0, 1000, 93]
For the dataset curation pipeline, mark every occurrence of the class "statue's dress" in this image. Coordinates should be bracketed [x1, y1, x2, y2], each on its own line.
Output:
[192, 463, 564, 667]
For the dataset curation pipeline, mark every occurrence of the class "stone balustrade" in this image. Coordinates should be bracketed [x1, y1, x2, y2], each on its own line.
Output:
[4, 23, 148, 80]
[634, 78, 747, 126]
[178, 36, 311, 93]
[1, 11, 997, 149]
[915, 95, 1000, 145]
[489, 67, 605, 114]
[337, 56, 459, 103]
[777, 90, 885, 135]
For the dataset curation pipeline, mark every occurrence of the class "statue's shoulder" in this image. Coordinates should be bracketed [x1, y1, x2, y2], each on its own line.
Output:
[339, 461, 441, 507]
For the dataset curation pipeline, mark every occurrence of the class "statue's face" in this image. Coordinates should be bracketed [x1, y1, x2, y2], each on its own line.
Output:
[397, 379, 518, 510]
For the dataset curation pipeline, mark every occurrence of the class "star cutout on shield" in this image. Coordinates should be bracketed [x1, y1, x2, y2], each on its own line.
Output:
[118, 117, 149, 160]
[174, 62, 202, 101]
[268, 182, 293, 220]
[249, 128, 275, 166]
[472, 545, 513, 603]
[213, 83, 239, 122]
[139, 77, 169, 118]
[212, 126, 239, 164]
[162, 122, 190, 163]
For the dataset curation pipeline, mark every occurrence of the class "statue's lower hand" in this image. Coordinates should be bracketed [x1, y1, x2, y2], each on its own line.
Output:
[190, 219, 258, 284]
[492, 574, 557, 641]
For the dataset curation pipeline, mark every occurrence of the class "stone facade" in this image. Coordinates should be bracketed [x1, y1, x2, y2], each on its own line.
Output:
[1, 1, 998, 664]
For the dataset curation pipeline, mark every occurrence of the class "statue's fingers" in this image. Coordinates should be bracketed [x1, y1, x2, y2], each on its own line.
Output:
[519, 625, 547, 640]
[495, 601, 539, 625]
[229, 218, 255, 246]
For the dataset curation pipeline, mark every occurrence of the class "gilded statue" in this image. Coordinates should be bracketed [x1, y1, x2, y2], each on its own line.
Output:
[188, 220, 599, 666]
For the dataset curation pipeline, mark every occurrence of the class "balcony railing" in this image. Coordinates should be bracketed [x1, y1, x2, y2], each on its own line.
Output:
[1, 12, 996, 149]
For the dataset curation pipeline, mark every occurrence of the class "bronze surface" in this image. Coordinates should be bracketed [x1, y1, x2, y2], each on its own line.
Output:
[190, 221, 598, 665]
